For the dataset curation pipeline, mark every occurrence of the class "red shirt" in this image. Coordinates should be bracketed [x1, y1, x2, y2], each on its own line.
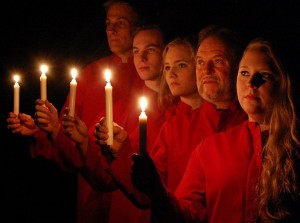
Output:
[100, 99, 247, 212]
[152, 100, 247, 192]
[30, 53, 145, 223]
[83, 85, 168, 223]
[174, 121, 263, 223]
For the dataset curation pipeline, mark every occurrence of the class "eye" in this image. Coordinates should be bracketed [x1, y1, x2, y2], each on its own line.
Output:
[133, 49, 139, 55]
[261, 72, 274, 80]
[164, 65, 171, 71]
[146, 47, 156, 54]
[178, 63, 187, 68]
[214, 58, 224, 66]
[240, 70, 249, 76]
[196, 59, 204, 66]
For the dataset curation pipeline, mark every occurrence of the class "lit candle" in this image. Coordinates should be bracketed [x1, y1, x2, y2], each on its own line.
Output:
[105, 69, 113, 145]
[139, 96, 147, 155]
[13, 74, 20, 115]
[69, 68, 77, 117]
[40, 65, 48, 101]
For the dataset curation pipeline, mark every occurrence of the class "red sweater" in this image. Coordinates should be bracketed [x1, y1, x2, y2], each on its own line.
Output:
[173, 121, 300, 223]
[30, 53, 145, 223]
[89, 99, 247, 214]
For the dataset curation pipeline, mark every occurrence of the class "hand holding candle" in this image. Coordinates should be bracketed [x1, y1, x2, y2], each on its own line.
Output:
[13, 74, 20, 115]
[69, 68, 77, 117]
[139, 96, 147, 155]
[40, 65, 48, 101]
[105, 69, 113, 145]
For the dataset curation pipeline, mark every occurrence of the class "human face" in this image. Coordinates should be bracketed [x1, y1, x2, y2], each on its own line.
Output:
[133, 29, 164, 81]
[237, 49, 279, 123]
[105, 3, 135, 56]
[196, 36, 234, 103]
[164, 45, 197, 97]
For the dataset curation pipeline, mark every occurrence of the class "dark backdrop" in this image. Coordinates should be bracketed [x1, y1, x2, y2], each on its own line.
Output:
[1, 0, 299, 222]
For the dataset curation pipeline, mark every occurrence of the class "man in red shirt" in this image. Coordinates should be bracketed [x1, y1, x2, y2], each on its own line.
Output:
[7, 1, 144, 222]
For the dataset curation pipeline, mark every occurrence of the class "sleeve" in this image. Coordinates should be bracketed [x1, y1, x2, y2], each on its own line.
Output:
[107, 139, 151, 209]
[174, 143, 208, 222]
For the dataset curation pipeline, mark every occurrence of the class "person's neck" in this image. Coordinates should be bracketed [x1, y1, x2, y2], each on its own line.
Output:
[249, 115, 270, 131]
[144, 79, 160, 93]
[214, 101, 232, 110]
[115, 51, 133, 63]
[181, 93, 202, 110]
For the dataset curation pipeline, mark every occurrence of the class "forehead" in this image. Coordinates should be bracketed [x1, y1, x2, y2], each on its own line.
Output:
[240, 49, 272, 67]
[197, 36, 227, 57]
[165, 45, 191, 60]
[133, 30, 163, 46]
[106, 3, 135, 22]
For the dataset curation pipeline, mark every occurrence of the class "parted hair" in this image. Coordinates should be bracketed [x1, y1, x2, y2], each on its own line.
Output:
[245, 38, 300, 222]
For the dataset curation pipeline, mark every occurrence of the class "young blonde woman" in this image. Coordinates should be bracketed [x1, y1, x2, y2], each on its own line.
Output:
[132, 38, 300, 223]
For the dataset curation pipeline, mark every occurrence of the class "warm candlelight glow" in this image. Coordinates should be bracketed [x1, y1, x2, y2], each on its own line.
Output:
[40, 64, 48, 101]
[105, 68, 113, 145]
[140, 96, 147, 112]
[105, 69, 111, 83]
[13, 74, 20, 115]
[71, 68, 78, 79]
[13, 74, 20, 83]
[139, 96, 147, 155]
[40, 65, 48, 74]
[69, 68, 78, 117]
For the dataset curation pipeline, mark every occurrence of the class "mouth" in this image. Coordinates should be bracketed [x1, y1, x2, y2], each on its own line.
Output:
[202, 77, 218, 84]
[245, 94, 259, 100]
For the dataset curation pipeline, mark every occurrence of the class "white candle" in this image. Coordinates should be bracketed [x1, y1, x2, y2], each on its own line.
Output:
[105, 69, 113, 145]
[69, 68, 77, 117]
[139, 96, 147, 155]
[13, 74, 20, 115]
[40, 65, 48, 101]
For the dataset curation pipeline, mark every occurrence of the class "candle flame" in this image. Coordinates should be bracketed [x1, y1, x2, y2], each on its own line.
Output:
[104, 69, 111, 83]
[40, 65, 48, 74]
[140, 96, 147, 112]
[71, 68, 78, 79]
[13, 74, 20, 83]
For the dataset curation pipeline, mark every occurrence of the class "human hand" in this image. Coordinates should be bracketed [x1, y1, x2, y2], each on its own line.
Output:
[7, 112, 39, 136]
[94, 117, 128, 156]
[62, 107, 88, 144]
[34, 99, 60, 138]
[131, 153, 165, 199]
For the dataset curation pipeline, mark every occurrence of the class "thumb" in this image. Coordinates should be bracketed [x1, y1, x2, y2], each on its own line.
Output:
[45, 100, 57, 114]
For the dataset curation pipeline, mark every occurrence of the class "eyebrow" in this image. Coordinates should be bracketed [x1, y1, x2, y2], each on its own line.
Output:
[133, 44, 162, 49]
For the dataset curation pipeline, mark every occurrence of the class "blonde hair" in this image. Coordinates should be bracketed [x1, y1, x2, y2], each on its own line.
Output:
[157, 38, 196, 110]
[245, 38, 300, 221]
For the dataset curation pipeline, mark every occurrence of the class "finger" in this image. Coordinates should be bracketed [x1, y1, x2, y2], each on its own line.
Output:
[45, 100, 58, 114]
[99, 117, 106, 126]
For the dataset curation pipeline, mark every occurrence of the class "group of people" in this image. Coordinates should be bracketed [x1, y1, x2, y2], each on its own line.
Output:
[7, 0, 300, 222]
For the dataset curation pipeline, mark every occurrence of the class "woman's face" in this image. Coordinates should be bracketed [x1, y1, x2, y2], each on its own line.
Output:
[237, 48, 279, 123]
[164, 45, 197, 98]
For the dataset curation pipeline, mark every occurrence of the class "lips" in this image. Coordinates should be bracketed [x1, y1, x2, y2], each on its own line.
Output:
[202, 77, 218, 84]
[245, 94, 259, 100]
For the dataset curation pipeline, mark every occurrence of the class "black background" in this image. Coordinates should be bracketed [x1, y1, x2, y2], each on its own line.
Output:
[1, 0, 300, 222]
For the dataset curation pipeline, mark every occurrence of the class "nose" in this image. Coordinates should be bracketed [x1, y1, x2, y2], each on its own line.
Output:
[201, 61, 214, 75]
[106, 23, 117, 33]
[137, 51, 147, 62]
[248, 73, 266, 89]
[168, 67, 177, 78]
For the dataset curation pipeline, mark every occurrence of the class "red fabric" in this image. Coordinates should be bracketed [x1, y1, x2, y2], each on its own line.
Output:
[106, 99, 247, 210]
[151, 100, 247, 192]
[84, 85, 167, 223]
[174, 121, 262, 223]
[30, 54, 146, 223]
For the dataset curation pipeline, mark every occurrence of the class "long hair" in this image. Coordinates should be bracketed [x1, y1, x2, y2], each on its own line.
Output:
[157, 38, 197, 110]
[245, 38, 300, 221]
